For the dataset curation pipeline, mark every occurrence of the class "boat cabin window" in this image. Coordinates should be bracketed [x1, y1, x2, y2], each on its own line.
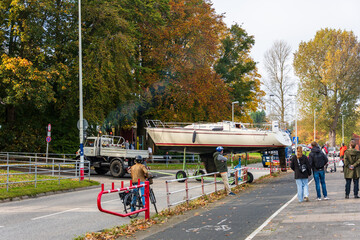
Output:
[235, 123, 244, 129]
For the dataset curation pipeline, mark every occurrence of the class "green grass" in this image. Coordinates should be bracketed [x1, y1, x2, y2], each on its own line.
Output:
[148, 153, 262, 170]
[0, 169, 99, 200]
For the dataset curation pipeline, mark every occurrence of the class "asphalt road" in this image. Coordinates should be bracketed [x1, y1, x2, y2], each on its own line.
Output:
[0, 164, 275, 240]
[142, 172, 296, 240]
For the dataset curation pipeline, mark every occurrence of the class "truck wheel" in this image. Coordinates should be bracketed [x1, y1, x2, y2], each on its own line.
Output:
[94, 167, 108, 175]
[110, 159, 125, 177]
[246, 172, 254, 183]
[176, 170, 187, 182]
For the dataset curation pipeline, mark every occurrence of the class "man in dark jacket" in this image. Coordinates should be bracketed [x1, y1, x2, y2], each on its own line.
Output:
[309, 141, 329, 201]
[213, 146, 235, 196]
[343, 140, 360, 199]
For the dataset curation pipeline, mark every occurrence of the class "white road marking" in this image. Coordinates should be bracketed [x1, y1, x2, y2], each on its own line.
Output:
[186, 225, 231, 232]
[31, 208, 80, 220]
[245, 178, 314, 240]
[217, 218, 227, 225]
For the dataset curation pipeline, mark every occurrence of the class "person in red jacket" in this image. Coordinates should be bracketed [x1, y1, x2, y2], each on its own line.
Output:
[340, 143, 348, 172]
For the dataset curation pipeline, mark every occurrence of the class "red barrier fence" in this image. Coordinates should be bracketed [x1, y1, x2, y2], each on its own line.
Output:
[97, 180, 150, 220]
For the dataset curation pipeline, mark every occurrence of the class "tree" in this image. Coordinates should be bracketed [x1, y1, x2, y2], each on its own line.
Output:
[263, 40, 294, 125]
[293, 28, 360, 147]
[250, 110, 266, 127]
[215, 24, 264, 121]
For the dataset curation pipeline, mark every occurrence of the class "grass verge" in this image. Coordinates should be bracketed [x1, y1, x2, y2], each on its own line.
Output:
[0, 169, 99, 200]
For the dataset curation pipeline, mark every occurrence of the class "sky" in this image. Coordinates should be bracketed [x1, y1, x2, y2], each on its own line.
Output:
[210, 0, 360, 86]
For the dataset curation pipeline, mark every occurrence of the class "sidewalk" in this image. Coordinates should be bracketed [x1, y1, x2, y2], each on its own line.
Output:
[252, 170, 359, 240]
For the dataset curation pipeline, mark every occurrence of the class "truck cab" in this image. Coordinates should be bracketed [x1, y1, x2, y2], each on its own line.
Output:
[77, 135, 149, 177]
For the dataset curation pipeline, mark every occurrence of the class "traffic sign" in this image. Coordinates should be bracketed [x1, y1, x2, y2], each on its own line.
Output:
[46, 136, 51, 143]
[47, 123, 51, 132]
[292, 137, 299, 144]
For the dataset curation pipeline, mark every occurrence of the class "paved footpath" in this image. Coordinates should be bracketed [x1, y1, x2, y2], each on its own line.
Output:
[252, 170, 360, 240]
[129, 169, 360, 240]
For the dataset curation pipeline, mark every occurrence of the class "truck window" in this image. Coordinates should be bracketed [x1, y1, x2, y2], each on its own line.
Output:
[85, 139, 95, 147]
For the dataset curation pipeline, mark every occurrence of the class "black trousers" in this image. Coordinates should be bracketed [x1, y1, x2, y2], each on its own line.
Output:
[345, 178, 359, 196]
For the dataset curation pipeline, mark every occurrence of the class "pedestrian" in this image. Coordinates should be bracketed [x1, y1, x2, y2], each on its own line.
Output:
[339, 143, 347, 172]
[213, 146, 235, 196]
[322, 142, 329, 172]
[343, 140, 360, 199]
[148, 146, 153, 163]
[164, 152, 171, 167]
[130, 155, 149, 210]
[309, 141, 330, 201]
[125, 140, 130, 149]
[290, 146, 312, 202]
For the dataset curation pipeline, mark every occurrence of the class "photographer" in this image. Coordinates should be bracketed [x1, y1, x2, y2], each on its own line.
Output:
[291, 146, 312, 202]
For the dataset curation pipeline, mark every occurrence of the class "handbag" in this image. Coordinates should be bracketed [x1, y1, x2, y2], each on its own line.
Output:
[338, 160, 344, 167]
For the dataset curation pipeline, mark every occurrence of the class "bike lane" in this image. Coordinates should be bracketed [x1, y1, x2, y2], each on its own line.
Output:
[142, 172, 297, 240]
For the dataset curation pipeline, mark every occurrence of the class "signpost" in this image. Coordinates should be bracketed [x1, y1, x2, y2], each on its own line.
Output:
[45, 123, 52, 175]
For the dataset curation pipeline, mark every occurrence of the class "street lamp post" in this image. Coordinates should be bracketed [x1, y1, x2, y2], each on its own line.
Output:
[314, 110, 316, 141]
[232, 101, 239, 123]
[289, 95, 297, 150]
[79, 0, 84, 180]
[342, 114, 344, 144]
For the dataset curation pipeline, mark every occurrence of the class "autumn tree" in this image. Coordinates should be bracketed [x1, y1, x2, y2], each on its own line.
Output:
[263, 40, 295, 125]
[293, 28, 360, 147]
[215, 24, 264, 122]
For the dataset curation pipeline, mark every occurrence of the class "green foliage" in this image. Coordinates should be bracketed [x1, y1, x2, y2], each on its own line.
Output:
[0, 0, 264, 154]
[250, 110, 266, 126]
[293, 28, 360, 146]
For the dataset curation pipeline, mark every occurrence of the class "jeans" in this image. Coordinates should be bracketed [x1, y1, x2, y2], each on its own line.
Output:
[295, 178, 309, 202]
[345, 178, 359, 196]
[313, 170, 328, 198]
[131, 182, 145, 211]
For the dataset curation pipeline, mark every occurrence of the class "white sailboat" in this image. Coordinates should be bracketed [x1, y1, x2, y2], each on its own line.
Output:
[145, 120, 292, 154]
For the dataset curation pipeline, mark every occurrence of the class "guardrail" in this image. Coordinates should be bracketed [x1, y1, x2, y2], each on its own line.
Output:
[0, 153, 90, 191]
[97, 180, 150, 220]
[165, 168, 247, 208]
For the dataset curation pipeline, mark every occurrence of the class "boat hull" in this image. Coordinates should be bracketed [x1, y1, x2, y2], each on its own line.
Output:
[146, 127, 292, 154]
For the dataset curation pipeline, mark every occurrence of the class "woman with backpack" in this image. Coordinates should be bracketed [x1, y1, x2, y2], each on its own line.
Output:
[291, 146, 312, 202]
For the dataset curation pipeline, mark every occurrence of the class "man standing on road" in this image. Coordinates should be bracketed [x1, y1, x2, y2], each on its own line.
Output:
[213, 146, 235, 196]
[343, 140, 360, 199]
[309, 141, 329, 201]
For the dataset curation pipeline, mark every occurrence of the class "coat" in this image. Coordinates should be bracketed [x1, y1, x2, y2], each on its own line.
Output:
[290, 154, 311, 179]
[131, 163, 148, 182]
[344, 148, 360, 179]
[309, 146, 328, 171]
[213, 151, 228, 173]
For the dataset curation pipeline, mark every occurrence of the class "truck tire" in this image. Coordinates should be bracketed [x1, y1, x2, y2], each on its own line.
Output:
[94, 167, 108, 175]
[110, 159, 125, 177]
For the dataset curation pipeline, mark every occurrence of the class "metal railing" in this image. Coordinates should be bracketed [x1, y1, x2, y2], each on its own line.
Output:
[165, 168, 247, 208]
[0, 153, 90, 191]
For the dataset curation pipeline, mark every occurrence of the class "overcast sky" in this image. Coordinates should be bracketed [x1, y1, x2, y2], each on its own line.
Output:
[211, 0, 360, 84]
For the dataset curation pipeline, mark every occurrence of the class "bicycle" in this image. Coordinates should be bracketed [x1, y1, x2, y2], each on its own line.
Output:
[119, 181, 158, 218]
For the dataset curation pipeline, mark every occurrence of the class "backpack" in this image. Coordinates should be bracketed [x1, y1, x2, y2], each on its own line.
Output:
[314, 152, 325, 169]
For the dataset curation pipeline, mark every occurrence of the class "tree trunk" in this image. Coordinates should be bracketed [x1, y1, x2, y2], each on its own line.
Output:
[6, 105, 15, 123]
[329, 129, 336, 147]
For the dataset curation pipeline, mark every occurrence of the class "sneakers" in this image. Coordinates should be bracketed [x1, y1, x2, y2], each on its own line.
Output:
[316, 198, 322, 201]
[345, 195, 349, 199]
[304, 197, 309, 202]
[324, 196, 330, 200]
[355, 195, 359, 199]
[228, 192, 236, 196]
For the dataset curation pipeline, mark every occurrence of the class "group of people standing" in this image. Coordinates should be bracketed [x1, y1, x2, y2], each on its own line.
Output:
[291, 140, 360, 202]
